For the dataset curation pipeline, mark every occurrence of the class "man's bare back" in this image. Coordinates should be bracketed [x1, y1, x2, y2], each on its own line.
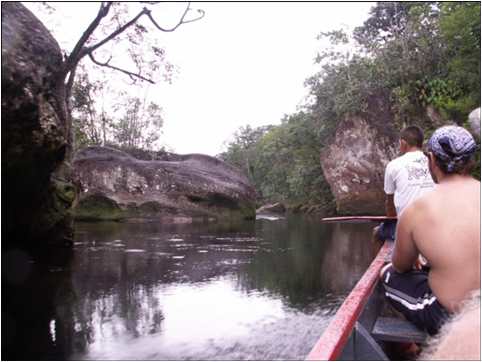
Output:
[399, 176, 480, 312]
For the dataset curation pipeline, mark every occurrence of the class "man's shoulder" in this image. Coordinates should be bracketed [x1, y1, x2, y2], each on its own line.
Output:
[402, 189, 434, 217]
[387, 151, 426, 169]
[386, 154, 406, 170]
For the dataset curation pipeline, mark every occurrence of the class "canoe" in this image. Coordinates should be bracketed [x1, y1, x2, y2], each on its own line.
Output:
[306, 241, 428, 360]
[321, 216, 397, 223]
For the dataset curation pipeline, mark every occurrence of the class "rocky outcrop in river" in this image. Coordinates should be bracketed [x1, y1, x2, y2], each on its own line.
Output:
[319, 94, 399, 215]
[73, 146, 257, 221]
[2, 3, 76, 246]
[256, 202, 286, 215]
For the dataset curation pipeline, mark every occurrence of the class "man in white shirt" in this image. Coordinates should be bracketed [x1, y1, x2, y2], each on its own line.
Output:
[373, 126, 434, 247]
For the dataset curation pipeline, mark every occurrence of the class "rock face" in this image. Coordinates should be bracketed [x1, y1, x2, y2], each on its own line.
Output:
[73, 146, 257, 221]
[320, 117, 398, 215]
[468, 108, 480, 140]
[2, 3, 75, 246]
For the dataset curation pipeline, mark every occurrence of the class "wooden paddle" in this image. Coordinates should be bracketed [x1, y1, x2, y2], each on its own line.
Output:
[321, 216, 397, 223]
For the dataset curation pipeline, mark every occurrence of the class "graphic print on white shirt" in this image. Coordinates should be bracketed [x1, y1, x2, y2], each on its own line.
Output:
[384, 150, 435, 215]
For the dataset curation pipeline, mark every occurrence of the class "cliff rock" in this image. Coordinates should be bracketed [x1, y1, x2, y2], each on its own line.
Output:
[320, 117, 398, 215]
[2, 3, 75, 246]
[468, 108, 480, 140]
[73, 146, 257, 221]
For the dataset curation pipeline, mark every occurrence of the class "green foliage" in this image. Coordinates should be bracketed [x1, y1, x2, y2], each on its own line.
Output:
[219, 125, 273, 182]
[71, 66, 164, 151]
[309, 2, 480, 132]
[220, 113, 334, 210]
[220, 2, 480, 212]
[113, 97, 163, 149]
[439, 2, 481, 120]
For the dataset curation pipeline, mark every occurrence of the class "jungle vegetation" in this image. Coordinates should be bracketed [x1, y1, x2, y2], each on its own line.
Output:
[220, 2, 481, 210]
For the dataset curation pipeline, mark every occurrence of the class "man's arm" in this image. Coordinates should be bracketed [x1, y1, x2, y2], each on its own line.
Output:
[385, 194, 397, 217]
[391, 205, 419, 272]
[383, 161, 397, 217]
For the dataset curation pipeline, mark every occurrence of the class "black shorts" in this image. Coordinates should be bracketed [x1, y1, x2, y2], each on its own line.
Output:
[381, 265, 450, 335]
[376, 220, 397, 241]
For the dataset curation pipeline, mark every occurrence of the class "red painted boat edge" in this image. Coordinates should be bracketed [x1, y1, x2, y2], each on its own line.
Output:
[306, 242, 393, 360]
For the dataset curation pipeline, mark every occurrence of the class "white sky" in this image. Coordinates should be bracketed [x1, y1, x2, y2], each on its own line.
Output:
[24, 2, 374, 156]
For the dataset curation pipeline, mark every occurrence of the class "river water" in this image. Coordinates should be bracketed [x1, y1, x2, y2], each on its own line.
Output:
[4, 215, 376, 360]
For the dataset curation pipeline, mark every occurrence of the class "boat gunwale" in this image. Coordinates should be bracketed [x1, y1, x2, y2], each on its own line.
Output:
[306, 242, 393, 360]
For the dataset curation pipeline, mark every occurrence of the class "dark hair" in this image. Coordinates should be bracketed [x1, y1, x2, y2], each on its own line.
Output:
[431, 151, 476, 175]
[400, 126, 424, 148]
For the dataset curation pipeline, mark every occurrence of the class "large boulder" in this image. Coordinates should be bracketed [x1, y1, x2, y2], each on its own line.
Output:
[320, 116, 398, 215]
[2, 3, 76, 246]
[73, 146, 257, 221]
[468, 108, 480, 140]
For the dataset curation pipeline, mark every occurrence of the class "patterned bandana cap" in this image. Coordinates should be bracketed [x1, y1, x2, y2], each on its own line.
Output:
[427, 126, 477, 172]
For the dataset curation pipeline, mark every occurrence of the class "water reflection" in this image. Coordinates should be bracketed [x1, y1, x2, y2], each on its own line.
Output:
[3, 246, 75, 360]
[4, 217, 376, 360]
[319, 223, 375, 294]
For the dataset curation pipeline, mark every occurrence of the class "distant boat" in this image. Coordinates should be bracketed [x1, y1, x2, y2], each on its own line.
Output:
[306, 241, 427, 360]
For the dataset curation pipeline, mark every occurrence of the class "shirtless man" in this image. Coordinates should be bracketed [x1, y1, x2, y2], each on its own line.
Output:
[380, 125, 480, 335]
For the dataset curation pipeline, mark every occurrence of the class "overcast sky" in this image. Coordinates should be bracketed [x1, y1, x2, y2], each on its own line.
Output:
[25, 2, 374, 156]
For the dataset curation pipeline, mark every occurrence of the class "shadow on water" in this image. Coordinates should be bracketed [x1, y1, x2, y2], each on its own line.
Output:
[3, 216, 377, 360]
[3, 246, 75, 361]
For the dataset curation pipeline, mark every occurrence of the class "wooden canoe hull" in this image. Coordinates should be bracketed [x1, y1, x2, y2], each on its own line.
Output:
[306, 242, 393, 360]
[307, 241, 428, 360]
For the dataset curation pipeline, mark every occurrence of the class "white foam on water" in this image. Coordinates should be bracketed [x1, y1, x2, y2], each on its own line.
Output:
[124, 249, 145, 253]
[84, 305, 334, 360]
[256, 214, 285, 221]
[155, 252, 171, 256]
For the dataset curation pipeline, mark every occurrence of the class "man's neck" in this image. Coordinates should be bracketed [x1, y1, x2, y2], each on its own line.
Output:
[405, 146, 421, 153]
[436, 173, 473, 184]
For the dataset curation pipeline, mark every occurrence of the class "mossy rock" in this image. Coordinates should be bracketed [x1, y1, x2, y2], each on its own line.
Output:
[138, 201, 164, 213]
[74, 193, 123, 221]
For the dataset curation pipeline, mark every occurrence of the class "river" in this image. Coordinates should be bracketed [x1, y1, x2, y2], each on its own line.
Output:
[4, 215, 376, 360]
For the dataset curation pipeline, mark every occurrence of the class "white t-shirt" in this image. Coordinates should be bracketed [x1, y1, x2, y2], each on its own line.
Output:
[384, 150, 435, 215]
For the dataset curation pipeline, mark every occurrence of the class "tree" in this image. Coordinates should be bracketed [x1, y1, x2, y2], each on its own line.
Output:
[220, 114, 334, 209]
[112, 95, 163, 149]
[71, 65, 111, 148]
[438, 2, 481, 119]
[220, 125, 273, 182]
[29, 2, 205, 159]
[59, 2, 205, 100]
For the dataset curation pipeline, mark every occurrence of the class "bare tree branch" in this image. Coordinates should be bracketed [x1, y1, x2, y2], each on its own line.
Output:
[88, 52, 155, 84]
[63, 2, 112, 75]
[86, 8, 149, 55]
[65, 66, 77, 108]
[146, 3, 205, 32]
[62, 1, 204, 91]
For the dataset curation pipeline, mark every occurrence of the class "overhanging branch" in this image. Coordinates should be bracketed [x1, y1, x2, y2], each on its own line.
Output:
[146, 3, 205, 32]
[88, 52, 155, 84]
[62, 1, 204, 90]
[63, 2, 112, 76]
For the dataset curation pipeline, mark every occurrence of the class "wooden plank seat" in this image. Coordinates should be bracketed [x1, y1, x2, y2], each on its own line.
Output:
[372, 317, 428, 343]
